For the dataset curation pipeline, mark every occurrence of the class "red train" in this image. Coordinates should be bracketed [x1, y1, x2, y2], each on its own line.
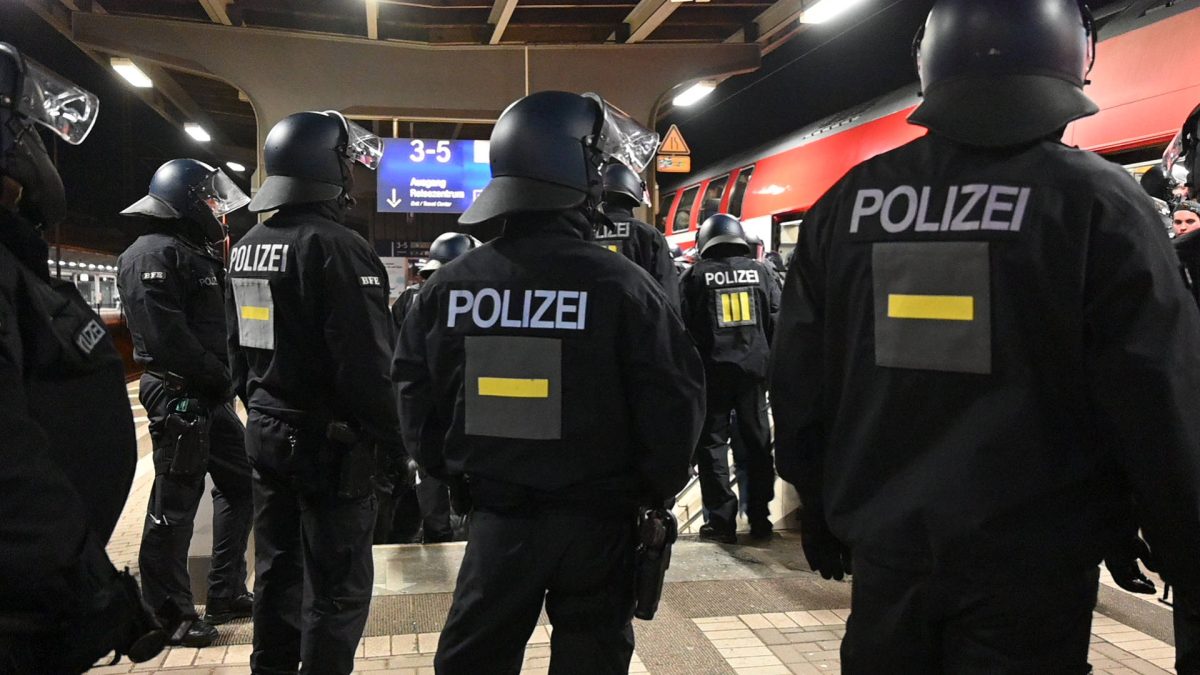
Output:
[658, 3, 1200, 259]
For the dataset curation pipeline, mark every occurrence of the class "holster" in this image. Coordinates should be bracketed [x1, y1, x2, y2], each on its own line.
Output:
[285, 419, 374, 499]
[634, 506, 678, 621]
[160, 398, 210, 480]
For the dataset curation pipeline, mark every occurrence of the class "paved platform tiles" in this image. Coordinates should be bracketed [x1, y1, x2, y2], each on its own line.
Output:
[87, 607, 1175, 674]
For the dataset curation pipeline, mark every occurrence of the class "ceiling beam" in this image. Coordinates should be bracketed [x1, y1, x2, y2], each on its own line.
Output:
[365, 0, 380, 39]
[488, 0, 518, 45]
[198, 0, 234, 26]
[609, 0, 681, 43]
[725, 0, 802, 45]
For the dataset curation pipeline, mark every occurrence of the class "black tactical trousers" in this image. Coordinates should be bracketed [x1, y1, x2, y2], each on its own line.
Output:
[435, 509, 636, 675]
[694, 369, 774, 531]
[416, 469, 453, 543]
[138, 375, 253, 621]
[841, 556, 1098, 674]
[1174, 589, 1200, 674]
[246, 411, 377, 675]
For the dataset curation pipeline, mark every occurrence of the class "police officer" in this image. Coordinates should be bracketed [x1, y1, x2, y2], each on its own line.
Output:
[226, 110, 404, 675]
[770, 1, 1200, 671]
[393, 91, 704, 674]
[117, 159, 254, 646]
[597, 162, 679, 305]
[0, 42, 166, 671]
[679, 214, 780, 543]
[381, 231, 479, 545]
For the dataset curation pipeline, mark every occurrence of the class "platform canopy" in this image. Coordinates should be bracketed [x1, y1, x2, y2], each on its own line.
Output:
[19, 0, 843, 178]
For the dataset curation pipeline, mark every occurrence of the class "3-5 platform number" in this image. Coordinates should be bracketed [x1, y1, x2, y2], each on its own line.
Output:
[410, 139, 452, 164]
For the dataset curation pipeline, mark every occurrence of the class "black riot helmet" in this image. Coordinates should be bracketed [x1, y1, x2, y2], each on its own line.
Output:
[1164, 102, 1200, 192]
[419, 231, 480, 278]
[601, 162, 647, 208]
[121, 159, 249, 243]
[460, 91, 659, 225]
[248, 110, 382, 213]
[696, 213, 750, 259]
[909, 0, 1099, 148]
[0, 42, 99, 229]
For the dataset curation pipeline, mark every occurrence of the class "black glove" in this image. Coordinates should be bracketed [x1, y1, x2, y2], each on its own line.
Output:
[1105, 536, 1158, 595]
[6, 538, 167, 671]
[800, 509, 851, 581]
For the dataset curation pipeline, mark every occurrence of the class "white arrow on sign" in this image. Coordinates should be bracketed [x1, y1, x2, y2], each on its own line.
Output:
[387, 188, 403, 208]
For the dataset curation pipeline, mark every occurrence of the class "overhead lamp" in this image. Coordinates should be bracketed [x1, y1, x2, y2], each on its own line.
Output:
[111, 58, 153, 88]
[673, 81, 717, 107]
[226, 161, 246, 173]
[184, 123, 212, 143]
[67, 261, 77, 267]
[800, 0, 868, 24]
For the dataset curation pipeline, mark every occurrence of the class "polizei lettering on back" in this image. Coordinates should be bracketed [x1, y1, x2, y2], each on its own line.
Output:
[705, 269, 761, 287]
[447, 289, 589, 331]
[229, 243, 290, 273]
[596, 221, 632, 239]
[849, 185, 1032, 235]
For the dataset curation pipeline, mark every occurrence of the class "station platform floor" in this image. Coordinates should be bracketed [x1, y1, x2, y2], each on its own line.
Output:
[98, 382, 1183, 675]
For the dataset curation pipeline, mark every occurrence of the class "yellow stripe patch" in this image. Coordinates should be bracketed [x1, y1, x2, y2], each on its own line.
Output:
[888, 294, 974, 321]
[241, 306, 271, 321]
[738, 292, 751, 322]
[478, 377, 550, 399]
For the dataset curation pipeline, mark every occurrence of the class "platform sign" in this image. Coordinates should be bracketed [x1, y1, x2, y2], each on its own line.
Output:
[657, 155, 691, 173]
[377, 139, 492, 214]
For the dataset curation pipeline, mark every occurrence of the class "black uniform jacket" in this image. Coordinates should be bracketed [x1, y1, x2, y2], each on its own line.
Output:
[392, 212, 705, 509]
[597, 205, 680, 307]
[771, 133, 1200, 587]
[0, 210, 136, 609]
[680, 254, 780, 381]
[117, 228, 231, 399]
[225, 206, 401, 447]
[390, 282, 422, 338]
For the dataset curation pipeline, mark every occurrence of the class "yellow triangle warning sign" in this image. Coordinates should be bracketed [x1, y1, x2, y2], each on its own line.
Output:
[659, 124, 690, 155]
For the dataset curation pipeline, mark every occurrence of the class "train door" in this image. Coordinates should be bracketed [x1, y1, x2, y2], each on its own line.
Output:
[772, 210, 806, 261]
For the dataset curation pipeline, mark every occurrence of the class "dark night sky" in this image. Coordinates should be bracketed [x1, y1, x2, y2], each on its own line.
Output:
[1, 4, 251, 253]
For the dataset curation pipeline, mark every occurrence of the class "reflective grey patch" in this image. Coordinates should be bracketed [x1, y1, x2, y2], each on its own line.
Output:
[873, 241, 991, 374]
[231, 278, 276, 350]
[464, 335, 562, 440]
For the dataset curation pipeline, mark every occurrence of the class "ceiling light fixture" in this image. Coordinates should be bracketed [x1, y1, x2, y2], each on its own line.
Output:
[673, 81, 717, 107]
[110, 58, 153, 88]
[184, 123, 212, 143]
[800, 0, 868, 24]
[226, 161, 246, 173]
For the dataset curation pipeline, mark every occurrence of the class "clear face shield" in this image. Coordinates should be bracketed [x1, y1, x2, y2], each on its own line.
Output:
[323, 110, 383, 170]
[18, 58, 100, 145]
[195, 168, 250, 217]
[1164, 129, 1186, 180]
[582, 93, 660, 173]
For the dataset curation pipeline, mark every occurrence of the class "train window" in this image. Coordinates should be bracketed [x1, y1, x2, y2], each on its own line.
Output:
[698, 175, 730, 224]
[655, 192, 675, 233]
[727, 166, 756, 219]
[673, 186, 700, 233]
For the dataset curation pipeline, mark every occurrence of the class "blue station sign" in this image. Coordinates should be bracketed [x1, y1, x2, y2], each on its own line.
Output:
[376, 138, 492, 214]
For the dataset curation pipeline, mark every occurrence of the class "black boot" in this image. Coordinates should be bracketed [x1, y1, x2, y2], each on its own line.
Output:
[166, 617, 219, 648]
[203, 592, 253, 625]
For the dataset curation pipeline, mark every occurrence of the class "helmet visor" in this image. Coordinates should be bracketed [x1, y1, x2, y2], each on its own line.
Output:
[1164, 129, 1186, 178]
[324, 110, 383, 170]
[196, 168, 250, 216]
[20, 58, 99, 145]
[583, 93, 659, 173]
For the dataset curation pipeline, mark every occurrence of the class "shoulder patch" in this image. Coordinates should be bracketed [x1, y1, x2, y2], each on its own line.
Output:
[75, 319, 107, 356]
[142, 271, 166, 282]
[359, 276, 383, 288]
